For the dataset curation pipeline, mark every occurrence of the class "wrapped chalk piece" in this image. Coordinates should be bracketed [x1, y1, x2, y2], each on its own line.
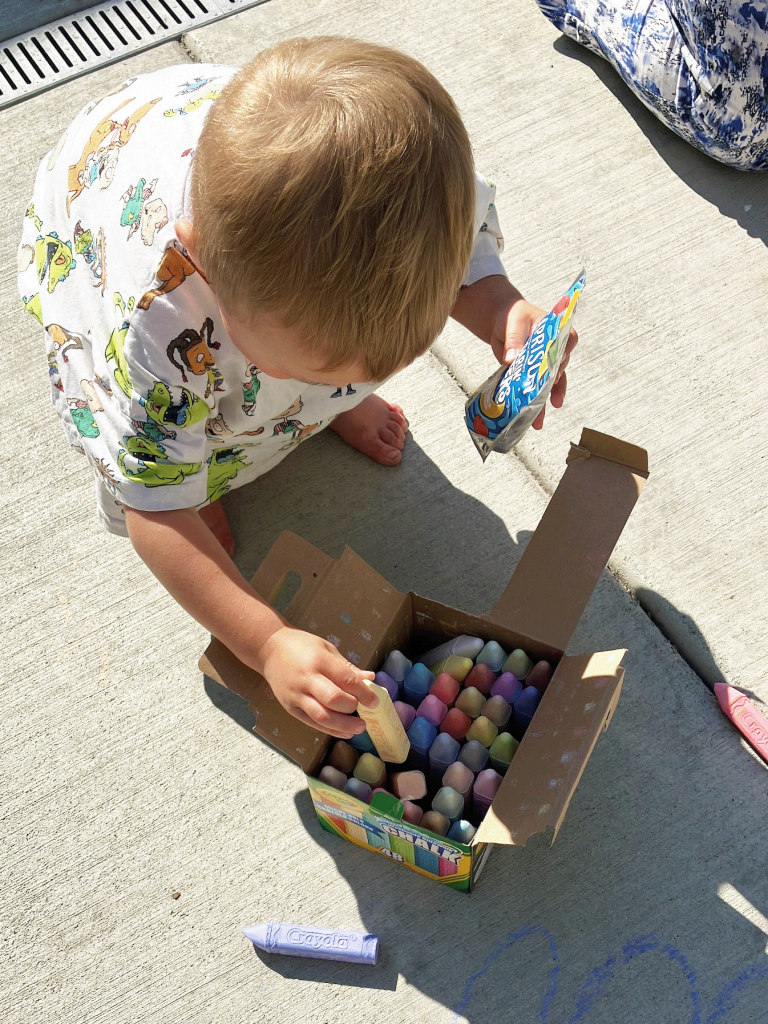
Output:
[482, 694, 512, 729]
[502, 649, 533, 680]
[465, 272, 584, 459]
[353, 752, 387, 789]
[432, 786, 464, 824]
[349, 729, 377, 754]
[356, 680, 410, 763]
[318, 765, 347, 789]
[455, 686, 485, 719]
[440, 707, 472, 741]
[476, 641, 507, 673]
[328, 740, 359, 775]
[465, 663, 496, 696]
[381, 650, 411, 683]
[513, 686, 543, 739]
[466, 715, 498, 749]
[472, 768, 504, 824]
[391, 770, 427, 801]
[527, 660, 553, 693]
[344, 777, 372, 803]
[430, 672, 460, 707]
[406, 717, 437, 773]
[401, 800, 424, 825]
[417, 694, 448, 727]
[402, 663, 435, 707]
[373, 670, 400, 702]
[243, 922, 379, 965]
[459, 739, 489, 774]
[443, 760, 474, 799]
[491, 672, 522, 704]
[447, 819, 477, 844]
[428, 732, 460, 789]
[420, 810, 450, 836]
[418, 635, 485, 667]
[394, 701, 416, 731]
[429, 656, 474, 682]
[489, 732, 519, 774]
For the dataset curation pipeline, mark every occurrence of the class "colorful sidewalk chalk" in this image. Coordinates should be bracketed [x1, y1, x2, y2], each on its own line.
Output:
[429, 655, 474, 682]
[489, 732, 519, 774]
[442, 760, 474, 799]
[513, 686, 543, 737]
[527, 660, 553, 693]
[403, 663, 435, 706]
[349, 729, 377, 753]
[391, 770, 427, 801]
[465, 662, 496, 696]
[502, 649, 532, 680]
[344, 777, 372, 802]
[357, 679, 410, 763]
[466, 715, 498, 749]
[417, 694, 448, 727]
[418, 635, 485, 666]
[381, 650, 411, 682]
[439, 707, 471, 741]
[394, 701, 416, 731]
[318, 765, 347, 789]
[373, 670, 400, 701]
[353, 753, 387, 789]
[420, 810, 450, 836]
[242, 922, 379, 965]
[402, 800, 424, 825]
[455, 686, 485, 719]
[430, 672, 460, 707]
[476, 641, 507, 672]
[715, 683, 768, 764]
[328, 740, 359, 775]
[447, 819, 477, 844]
[491, 671, 522, 703]
[482, 695, 512, 729]
[458, 739, 489, 773]
[432, 786, 464, 824]
[472, 768, 504, 823]
[406, 716, 437, 773]
[429, 732, 460, 788]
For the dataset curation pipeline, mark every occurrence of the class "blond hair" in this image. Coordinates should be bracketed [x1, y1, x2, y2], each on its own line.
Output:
[191, 36, 476, 379]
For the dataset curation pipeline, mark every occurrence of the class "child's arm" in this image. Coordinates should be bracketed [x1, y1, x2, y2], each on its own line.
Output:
[124, 505, 375, 738]
[451, 274, 578, 429]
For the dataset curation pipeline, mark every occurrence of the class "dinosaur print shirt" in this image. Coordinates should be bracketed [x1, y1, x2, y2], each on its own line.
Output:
[17, 64, 506, 535]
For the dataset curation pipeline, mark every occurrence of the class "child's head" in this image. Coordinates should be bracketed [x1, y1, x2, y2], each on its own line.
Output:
[188, 36, 476, 382]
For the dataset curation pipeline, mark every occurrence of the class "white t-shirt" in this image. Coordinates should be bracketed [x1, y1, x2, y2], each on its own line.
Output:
[18, 64, 505, 534]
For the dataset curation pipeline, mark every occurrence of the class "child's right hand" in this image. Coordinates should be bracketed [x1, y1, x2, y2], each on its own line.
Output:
[256, 625, 378, 739]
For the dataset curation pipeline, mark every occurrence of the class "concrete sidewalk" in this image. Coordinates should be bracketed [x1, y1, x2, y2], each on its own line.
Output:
[2, 2, 767, 1022]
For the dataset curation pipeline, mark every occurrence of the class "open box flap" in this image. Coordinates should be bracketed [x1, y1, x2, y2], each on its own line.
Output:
[487, 429, 648, 653]
[199, 532, 408, 773]
[474, 649, 625, 847]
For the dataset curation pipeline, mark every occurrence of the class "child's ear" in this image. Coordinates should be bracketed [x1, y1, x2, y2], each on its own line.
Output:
[174, 219, 199, 264]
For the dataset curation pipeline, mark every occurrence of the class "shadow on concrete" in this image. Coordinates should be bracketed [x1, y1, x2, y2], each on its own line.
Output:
[552, 35, 768, 248]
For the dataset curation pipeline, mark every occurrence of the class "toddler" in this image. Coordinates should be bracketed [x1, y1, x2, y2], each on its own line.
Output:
[18, 37, 575, 738]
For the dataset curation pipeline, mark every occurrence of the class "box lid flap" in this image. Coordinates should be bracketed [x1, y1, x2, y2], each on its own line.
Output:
[199, 531, 407, 772]
[474, 649, 625, 847]
[487, 429, 648, 652]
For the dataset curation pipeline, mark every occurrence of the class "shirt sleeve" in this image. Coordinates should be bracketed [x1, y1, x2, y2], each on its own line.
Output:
[463, 170, 506, 287]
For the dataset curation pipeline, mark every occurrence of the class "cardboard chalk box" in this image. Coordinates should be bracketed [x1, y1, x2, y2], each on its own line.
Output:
[200, 429, 648, 892]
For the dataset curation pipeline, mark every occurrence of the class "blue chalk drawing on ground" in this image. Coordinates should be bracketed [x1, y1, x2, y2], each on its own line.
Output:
[449, 929, 768, 1023]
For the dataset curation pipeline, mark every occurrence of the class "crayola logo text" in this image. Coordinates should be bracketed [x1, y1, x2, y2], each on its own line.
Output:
[286, 928, 350, 950]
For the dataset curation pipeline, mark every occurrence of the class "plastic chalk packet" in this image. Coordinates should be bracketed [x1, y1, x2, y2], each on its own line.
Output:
[465, 271, 585, 460]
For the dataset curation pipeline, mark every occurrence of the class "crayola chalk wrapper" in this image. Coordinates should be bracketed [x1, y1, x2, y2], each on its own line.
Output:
[465, 272, 585, 460]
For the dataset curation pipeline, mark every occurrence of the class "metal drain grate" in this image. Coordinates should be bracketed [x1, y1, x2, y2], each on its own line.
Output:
[0, 0, 271, 110]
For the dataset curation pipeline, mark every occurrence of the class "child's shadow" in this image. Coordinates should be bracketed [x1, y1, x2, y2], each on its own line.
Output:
[551, 35, 768, 247]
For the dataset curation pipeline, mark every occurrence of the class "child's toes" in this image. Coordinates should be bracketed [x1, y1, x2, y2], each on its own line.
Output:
[381, 426, 404, 449]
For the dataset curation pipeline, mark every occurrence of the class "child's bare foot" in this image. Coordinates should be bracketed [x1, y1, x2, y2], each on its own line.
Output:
[329, 394, 409, 465]
[199, 499, 236, 557]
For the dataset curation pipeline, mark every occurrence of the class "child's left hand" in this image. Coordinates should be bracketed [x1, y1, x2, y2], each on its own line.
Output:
[490, 298, 579, 431]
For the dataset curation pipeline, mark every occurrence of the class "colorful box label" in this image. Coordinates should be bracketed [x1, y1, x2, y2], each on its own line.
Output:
[308, 779, 473, 892]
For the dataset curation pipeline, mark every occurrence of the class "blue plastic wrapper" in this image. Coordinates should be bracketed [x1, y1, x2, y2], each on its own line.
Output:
[465, 272, 585, 460]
